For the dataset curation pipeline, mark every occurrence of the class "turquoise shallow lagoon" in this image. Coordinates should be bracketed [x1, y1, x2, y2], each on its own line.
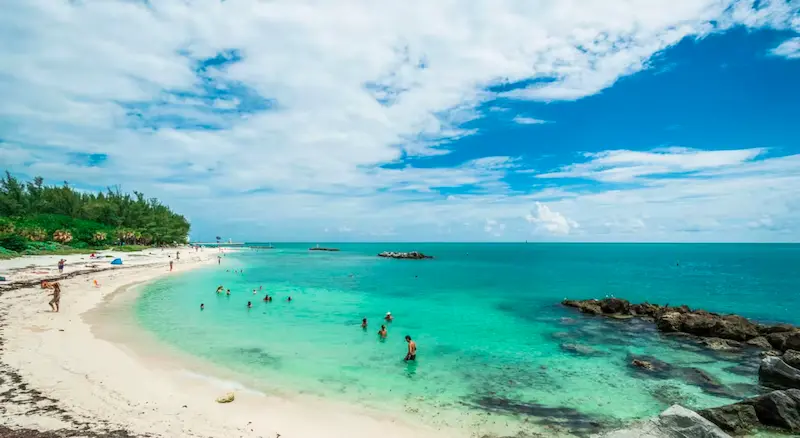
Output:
[134, 243, 800, 435]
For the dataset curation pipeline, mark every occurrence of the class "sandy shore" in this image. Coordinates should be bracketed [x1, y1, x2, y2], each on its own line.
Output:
[0, 248, 464, 438]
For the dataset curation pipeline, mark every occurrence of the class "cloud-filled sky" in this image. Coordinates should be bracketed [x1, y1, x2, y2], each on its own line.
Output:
[1, 0, 799, 242]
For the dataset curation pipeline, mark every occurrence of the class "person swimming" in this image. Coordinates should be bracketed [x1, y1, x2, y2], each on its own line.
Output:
[384, 312, 393, 322]
[378, 325, 387, 338]
[216, 286, 224, 293]
[253, 289, 257, 294]
[287, 296, 292, 302]
[404, 335, 416, 361]
[361, 318, 368, 329]
[263, 294, 269, 302]
[226, 289, 231, 295]
[247, 301, 252, 308]
[200, 303, 205, 310]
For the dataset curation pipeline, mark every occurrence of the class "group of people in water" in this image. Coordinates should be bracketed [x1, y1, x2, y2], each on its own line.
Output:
[207, 274, 417, 361]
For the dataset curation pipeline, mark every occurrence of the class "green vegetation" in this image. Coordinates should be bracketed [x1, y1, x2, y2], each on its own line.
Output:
[0, 172, 190, 258]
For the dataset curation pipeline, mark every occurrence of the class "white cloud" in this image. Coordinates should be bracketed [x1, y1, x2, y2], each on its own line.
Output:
[484, 219, 506, 236]
[512, 116, 549, 125]
[526, 202, 579, 235]
[0, 1, 798, 242]
[770, 37, 800, 59]
[537, 147, 766, 182]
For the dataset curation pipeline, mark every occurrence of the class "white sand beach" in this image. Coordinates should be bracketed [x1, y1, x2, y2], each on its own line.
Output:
[0, 248, 463, 438]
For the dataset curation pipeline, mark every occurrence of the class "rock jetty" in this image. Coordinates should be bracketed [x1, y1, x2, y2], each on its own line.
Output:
[377, 251, 432, 260]
[308, 247, 340, 252]
[561, 297, 800, 353]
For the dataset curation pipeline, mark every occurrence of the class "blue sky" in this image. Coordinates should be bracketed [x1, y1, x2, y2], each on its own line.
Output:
[1, 0, 799, 242]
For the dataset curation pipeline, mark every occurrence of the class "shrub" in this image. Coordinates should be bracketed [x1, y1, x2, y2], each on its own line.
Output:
[0, 234, 28, 252]
[53, 229, 73, 244]
[19, 226, 47, 242]
[0, 217, 14, 234]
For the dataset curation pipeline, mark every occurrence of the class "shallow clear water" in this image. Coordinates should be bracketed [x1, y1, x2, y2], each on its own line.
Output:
[135, 243, 800, 435]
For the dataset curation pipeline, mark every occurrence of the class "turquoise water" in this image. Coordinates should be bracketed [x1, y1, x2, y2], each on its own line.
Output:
[135, 243, 800, 436]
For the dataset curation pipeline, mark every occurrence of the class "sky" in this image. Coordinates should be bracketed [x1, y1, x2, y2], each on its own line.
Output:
[1, 0, 799, 243]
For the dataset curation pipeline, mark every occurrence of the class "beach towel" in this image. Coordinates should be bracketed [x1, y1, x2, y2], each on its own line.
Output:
[110, 258, 123, 265]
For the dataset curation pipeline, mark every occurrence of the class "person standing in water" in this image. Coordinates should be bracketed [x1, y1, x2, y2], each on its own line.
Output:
[247, 301, 252, 309]
[378, 325, 387, 338]
[200, 303, 205, 310]
[287, 296, 292, 302]
[404, 335, 416, 361]
[226, 289, 231, 295]
[361, 318, 368, 329]
[384, 312, 393, 322]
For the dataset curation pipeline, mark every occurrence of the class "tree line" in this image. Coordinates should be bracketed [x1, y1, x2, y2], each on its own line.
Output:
[0, 171, 190, 251]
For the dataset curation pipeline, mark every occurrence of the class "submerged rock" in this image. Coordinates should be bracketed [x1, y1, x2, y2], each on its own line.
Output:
[701, 337, 743, 351]
[560, 343, 603, 356]
[759, 356, 800, 390]
[594, 405, 732, 438]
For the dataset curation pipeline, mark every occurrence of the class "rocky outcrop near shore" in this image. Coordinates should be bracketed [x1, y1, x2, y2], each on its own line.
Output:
[698, 389, 800, 434]
[562, 297, 800, 353]
[594, 404, 732, 438]
[377, 251, 432, 259]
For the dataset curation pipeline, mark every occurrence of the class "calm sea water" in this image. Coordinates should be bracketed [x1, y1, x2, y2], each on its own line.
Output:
[134, 243, 800, 435]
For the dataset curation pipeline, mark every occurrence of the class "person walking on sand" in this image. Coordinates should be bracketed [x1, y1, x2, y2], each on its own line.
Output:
[57, 259, 65, 274]
[169, 260, 174, 271]
[176, 251, 180, 260]
[44, 282, 61, 313]
[404, 335, 416, 361]
[378, 325, 387, 338]
[218, 255, 221, 265]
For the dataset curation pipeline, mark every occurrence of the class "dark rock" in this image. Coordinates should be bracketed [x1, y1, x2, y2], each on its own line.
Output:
[626, 354, 673, 378]
[630, 302, 660, 317]
[745, 336, 772, 350]
[699, 389, 800, 434]
[766, 330, 800, 351]
[759, 356, 800, 390]
[377, 251, 432, 259]
[784, 350, 800, 369]
[698, 403, 759, 434]
[562, 298, 603, 315]
[751, 389, 800, 431]
[598, 405, 732, 438]
[656, 312, 683, 333]
[759, 323, 797, 335]
[599, 298, 630, 314]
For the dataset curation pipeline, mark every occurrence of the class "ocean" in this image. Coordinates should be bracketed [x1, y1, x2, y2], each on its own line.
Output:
[133, 243, 800, 436]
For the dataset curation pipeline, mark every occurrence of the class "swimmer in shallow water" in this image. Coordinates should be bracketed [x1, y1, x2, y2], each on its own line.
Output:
[361, 318, 368, 329]
[247, 301, 252, 308]
[287, 296, 292, 302]
[200, 303, 205, 310]
[226, 289, 231, 295]
[384, 312, 393, 322]
[378, 325, 387, 338]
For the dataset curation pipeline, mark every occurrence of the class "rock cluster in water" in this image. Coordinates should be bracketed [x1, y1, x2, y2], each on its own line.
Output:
[563, 296, 800, 434]
[561, 297, 799, 352]
[308, 247, 340, 252]
[377, 251, 432, 259]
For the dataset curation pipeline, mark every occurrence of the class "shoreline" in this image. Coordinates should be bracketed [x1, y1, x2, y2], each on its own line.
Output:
[0, 249, 480, 438]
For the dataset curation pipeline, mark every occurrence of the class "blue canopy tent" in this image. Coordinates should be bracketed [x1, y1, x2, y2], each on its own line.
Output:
[110, 258, 123, 265]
